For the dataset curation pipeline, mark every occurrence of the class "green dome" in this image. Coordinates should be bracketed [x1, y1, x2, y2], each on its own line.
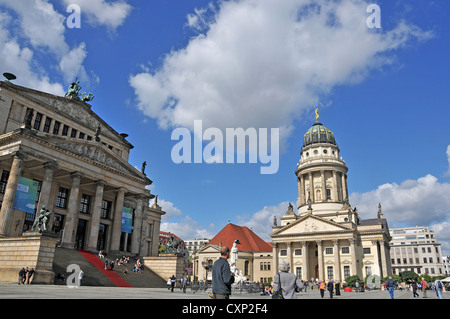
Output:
[303, 121, 336, 147]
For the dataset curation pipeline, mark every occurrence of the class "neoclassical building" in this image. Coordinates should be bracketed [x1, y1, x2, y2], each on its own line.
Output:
[0, 80, 164, 256]
[271, 110, 392, 282]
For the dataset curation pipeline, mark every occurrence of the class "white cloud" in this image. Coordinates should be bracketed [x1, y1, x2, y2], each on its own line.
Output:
[431, 221, 450, 257]
[63, 0, 132, 30]
[0, 0, 88, 94]
[130, 0, 432, 148]
[155, 198, 215, 240]
[350, 174, 450, 226]
[237, 201, 293, 241]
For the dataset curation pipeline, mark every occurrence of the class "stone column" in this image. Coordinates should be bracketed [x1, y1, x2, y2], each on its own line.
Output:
[272, 243, 279, 274]
[316, 240, 324, 281]
[349, 238, 358, 276]
[110, 187, 127, 251]
[131, 195, 145, 254]
[372, 240, 381, 277]
[341, 173, 348, 201]
[0, 151, 27, 237]
[379, 241, 389, 277]
[86, 179, 106, 251]
[36, 161, 58, 211]
[286, 242, 293, 273]
[332, 170, 339, 202]
[297, 176, 303, 206]
[333, 239, 341, 282]
[301, 241, 309, 280]
[321, 169, 326, 202]
[151, 219, 160, 256]
[309, 172, 314, 203]
[61, 172, 83, 248]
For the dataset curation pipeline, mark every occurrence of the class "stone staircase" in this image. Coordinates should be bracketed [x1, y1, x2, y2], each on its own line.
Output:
[52, 247, 167, 288]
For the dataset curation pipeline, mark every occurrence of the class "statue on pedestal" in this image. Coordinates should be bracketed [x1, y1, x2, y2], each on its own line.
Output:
[31, 206, 52, 233]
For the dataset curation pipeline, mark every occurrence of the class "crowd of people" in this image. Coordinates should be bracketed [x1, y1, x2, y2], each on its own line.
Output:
[17, 267, 35, 285]
[97, 251, 144, 275]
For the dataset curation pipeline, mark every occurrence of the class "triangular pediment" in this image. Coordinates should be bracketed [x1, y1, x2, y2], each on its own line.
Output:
[42, 136, 145, 180]
[198, 244, 220, 254]
[272, 214, 353, 237]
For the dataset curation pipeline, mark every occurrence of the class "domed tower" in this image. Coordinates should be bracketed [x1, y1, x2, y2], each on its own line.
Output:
[295, 107, 351, 220]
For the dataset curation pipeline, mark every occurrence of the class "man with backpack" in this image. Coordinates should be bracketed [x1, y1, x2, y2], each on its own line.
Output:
[434, 279, 443, 299]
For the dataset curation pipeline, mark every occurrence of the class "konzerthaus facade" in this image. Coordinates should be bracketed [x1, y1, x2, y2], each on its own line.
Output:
[271, 110, 392, 282]
[0, 80, 164, 256]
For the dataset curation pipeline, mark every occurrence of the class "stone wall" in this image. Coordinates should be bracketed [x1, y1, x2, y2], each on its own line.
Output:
[0, 231, 59, 284]
[143, 254, 185, 286]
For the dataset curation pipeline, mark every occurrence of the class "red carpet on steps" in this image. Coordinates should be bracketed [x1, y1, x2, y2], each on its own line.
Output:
[77, 250, 132, 287]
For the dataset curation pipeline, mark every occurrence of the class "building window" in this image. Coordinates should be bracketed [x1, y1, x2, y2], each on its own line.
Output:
[53, 121, 61, 135]
[327, 266, 333, 280]
[280, 249, 287, 256]
[80, 194, 91, 214]
[325, 248, 333, 254]
[101, 200, 111, 219]
[33, 112, 43, 130]
[294, 249, 302, 255]
[326, 188, 331, 200]
[0, 170, 10, 194]
[365, 266, 372, 276]
[79, 132, 85, 139]
[391, 259, 395, 265]
[341, 247, 350, 254]
[43, 117, 52, 133]
[62, 125, 69, 136]
[296, 267, 302, 279]
[344, 266, 350, 279]
[70, 129, 77, 138]
[397, 258, 401, 264]
[244, 260, 249, 276]
[363, 247, 371, 254]
[56, 187, 69, 209]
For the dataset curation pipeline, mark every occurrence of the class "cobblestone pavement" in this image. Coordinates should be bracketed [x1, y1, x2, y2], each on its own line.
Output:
[0, 284, 447, 299]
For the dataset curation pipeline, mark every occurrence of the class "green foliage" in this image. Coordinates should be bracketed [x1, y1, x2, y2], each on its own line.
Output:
[419, 273, 433, 283]
[399, 270, 419, 283]
[345, 275, 361, 287]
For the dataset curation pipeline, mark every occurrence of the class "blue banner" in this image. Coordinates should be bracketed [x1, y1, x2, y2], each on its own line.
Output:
[13, 177, 39, 213]
[121, 206, 133, 233]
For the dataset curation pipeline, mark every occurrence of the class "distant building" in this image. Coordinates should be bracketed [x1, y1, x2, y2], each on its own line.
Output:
[194, 222, 272, 283]
[443, 256, 450, 275]
[389, 226, 445, 276]
[185, 238, 210, 255]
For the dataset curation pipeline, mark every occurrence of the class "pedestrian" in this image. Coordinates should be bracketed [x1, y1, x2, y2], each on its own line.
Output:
[327, 280, 334, 298]
[182, 275, 187, 293]
[434, 279, 443, 299]
[211, 246, 235, 299]
[272, 259, 304, 299]
[319, 281, 325, 298]
[78, 269, 84, 287]
[167, 277, 171, 290]
[420, 278, 429, 298]
[386, 276, 395, 299]
[18, 267, 26, 285]
[335, 281, 341, 296]
[170, 275, 176, 292]
[355, 280, 359, 292]
[412, 279, 419, 297]
[26, 268, 35, 284]
[22, 267, 29, 284]
[104, 259, 108, 270]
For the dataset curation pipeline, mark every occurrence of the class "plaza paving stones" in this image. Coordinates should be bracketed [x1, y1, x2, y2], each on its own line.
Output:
[0, 284, 447, 300]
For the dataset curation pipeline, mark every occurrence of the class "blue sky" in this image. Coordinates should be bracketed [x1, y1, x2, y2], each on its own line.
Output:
[0, 0, 449, 256]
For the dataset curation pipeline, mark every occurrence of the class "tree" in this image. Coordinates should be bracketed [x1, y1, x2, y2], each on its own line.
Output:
[400, 270, 419, 283]
[345, 275, 361, 287]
